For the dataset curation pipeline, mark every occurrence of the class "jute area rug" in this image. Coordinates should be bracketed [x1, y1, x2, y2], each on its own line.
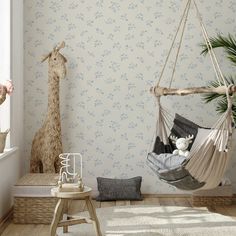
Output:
[57, 205, 236, 236]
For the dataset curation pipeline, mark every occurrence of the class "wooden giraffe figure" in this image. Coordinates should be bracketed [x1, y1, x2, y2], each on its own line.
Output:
[30, 42, 67, 173]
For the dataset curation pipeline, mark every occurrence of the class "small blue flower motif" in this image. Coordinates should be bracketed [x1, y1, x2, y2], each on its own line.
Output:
[107, 153, 115, 160]
[76, 132, 85, 140]
[34, 99, 44, 107]
[136, 42, 144, 49]
[109, 1, 120, 13]
[96, 147, 104, 154]
[49, 1, 61, 13]
[112, 161, 122, 169]
[105, 77, 115, 84]
[136, 116, 144, 123]
[120, 73, 128, 81]
[128, 23, 136, 31]
[109, 121, 120, 132]
[95, 28, 105, 35]
[68, 1, 79, 9]
[136, 13, 144, 21]
[128, 83, 136, 90]
[68, 23, 76, 31]
[120, 14, 128, 22]
[113, 85, 121, 92]
[96, 0, 103, 7]
[128, 122, 137, 129]
[96, 59, 104, 67]
[137, 57, 144, 63]
[128, 63, 138, 70]
[94, 40, 102, 47]
[124, 93, 134, 100]
[136, 73, 144, 81]
[102, 49, 112, 57]
[75, 13, 84, 21]
[36, 0, 45, 8]
[48, 33, 55, 41]
[105, 18, 115, 24]
[125, 105, 134, 112]
[105, 137, 115, 144]
[113, 42, 121, 50]
[121, 133, 128, 140]
[35, 11, 44, 19]
[120, 113, 128, 120]
[109, 61, 120, 72]
[95, 12, 103, 19]
[136, 161, 145, 168]
[107, 93, 114, 101]
[136, 102, 144, 109]
[94, 99, 102, 107]
[120, 54, 128, 61]
[112, 102, 121, 110]
[125, 33, 135, 41]
[145, 20, 153, 27]
[96, 119, 104, 127]
[113, 26, 121, 33]
[87, 110, 95, 117]
[102, 169, 112, 176]
[128, 3, 138, 10]
[102, 109, 111, 117]
[86, 20, 94, 27]
[154, 11, 163, 19]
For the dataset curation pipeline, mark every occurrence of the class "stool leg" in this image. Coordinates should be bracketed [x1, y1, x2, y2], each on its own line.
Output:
[85, 196, 102, 236]
[62, 199, 69, 233]
[50, 198, 65, 236]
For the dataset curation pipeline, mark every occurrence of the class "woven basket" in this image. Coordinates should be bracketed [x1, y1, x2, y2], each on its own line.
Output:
[13, 197, 57, 224]
[13, 173, 59, 224]
[191, 185, 233, 207]
[191, 196, 232, 207]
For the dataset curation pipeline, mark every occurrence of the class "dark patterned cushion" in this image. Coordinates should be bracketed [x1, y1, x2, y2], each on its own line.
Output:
[169, 114, 200, 151]
[96, 176, 143, 201]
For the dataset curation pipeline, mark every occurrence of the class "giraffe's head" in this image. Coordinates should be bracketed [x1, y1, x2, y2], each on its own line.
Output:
[41, 41, 67, 79]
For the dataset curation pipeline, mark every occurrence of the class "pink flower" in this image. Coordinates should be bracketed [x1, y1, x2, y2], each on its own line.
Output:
[5, 80, 14, 95]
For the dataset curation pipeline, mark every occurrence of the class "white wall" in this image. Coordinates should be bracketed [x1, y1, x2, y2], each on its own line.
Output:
[23, 0, 236, 194]
[0, 149, 20, 218]
[0, 0, 24, 219]
[11, 0, 24, 170]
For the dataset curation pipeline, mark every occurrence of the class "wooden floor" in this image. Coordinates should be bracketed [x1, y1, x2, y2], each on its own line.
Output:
[2, 197, 236, 236]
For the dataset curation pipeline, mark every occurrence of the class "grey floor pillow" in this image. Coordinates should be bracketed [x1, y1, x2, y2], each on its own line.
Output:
[96, 176, 143, 201]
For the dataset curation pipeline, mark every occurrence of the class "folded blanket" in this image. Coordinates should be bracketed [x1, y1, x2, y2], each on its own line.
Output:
[147, 152, 188, 181]
[147, 152, 205, 190]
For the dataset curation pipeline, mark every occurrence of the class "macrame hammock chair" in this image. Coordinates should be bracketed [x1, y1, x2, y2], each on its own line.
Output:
[146, 0, 236, 191]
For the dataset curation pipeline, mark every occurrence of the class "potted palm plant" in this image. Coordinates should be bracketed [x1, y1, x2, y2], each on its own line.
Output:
[201, 34, 236, 122]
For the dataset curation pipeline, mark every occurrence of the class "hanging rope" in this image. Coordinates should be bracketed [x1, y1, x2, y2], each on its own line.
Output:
[168, 0, 191, 88]
[156, 0, 191, 87]
[155, 0, 230, 95]
[193, 0, 226, 87]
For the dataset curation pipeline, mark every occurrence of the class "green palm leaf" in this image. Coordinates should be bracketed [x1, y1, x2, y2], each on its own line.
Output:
[201, 34, 236, 123]
[201, 34, 236, 66]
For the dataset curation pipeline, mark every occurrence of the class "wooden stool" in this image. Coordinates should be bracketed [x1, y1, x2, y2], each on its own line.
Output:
[50, 186, 102, 236]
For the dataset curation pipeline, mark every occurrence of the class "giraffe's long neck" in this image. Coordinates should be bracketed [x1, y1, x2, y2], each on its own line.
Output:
[46, 71, 61, 132]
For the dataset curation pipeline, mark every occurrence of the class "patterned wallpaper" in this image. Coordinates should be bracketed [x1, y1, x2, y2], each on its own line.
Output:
[24, 0, 236, 193]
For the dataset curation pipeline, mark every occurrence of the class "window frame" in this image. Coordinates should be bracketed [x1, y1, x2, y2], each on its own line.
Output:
[0, 0, 11, 148]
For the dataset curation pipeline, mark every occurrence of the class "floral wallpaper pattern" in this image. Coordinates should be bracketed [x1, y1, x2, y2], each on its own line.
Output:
[24, 0, 236, 193]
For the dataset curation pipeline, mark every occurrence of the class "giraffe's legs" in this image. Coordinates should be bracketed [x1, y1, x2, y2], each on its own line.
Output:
[43, 160, 56, 173]
[54, 155, 61, 173]
[30, 156, 40, 173]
